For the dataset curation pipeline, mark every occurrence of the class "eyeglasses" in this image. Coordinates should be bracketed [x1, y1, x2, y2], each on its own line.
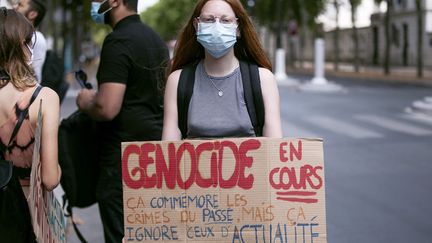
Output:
[196, 15, 238, 25]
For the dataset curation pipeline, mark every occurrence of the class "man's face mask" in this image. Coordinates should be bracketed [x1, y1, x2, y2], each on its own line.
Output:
[91, 0, 112, 24]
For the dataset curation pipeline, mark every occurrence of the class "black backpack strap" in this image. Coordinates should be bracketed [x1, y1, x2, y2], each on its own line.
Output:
[240, 61, 265, 137]
[8, 85, 43, 145]
[177, 63, 198, 139]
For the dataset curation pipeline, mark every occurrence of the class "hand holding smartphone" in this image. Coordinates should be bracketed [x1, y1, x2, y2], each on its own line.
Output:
[75, 70, 92, 89]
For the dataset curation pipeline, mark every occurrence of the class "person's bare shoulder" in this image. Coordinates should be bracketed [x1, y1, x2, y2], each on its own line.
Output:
[39, 87, 60, 103]
[258, 67, 276, 83]
[167, 69, 183, 85]
[34, 87, 60, 110]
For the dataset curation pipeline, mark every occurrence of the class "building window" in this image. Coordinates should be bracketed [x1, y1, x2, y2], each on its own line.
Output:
[396, 0, 407, 9]
[392, 24, 400, 47]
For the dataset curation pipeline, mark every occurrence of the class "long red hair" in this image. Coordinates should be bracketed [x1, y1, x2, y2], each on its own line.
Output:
[170, 0, 272, 72]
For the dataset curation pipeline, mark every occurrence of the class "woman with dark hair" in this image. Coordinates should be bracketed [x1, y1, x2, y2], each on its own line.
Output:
[0, 8, 61, 240]
[162, 0, 282, 140]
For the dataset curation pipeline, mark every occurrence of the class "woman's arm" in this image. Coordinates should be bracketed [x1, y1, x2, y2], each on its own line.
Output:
[39, 88, 62, 191]
[162, 70, 183, 141]
[259, 68, 283, 138]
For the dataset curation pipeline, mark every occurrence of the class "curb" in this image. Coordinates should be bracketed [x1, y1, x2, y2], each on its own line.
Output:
[287, 68, 432, 87]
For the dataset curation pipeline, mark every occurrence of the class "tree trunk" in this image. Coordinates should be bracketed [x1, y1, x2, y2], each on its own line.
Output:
[72, 1, 79, 69]
[372, 26, 379, 65]
[351, 3, 359, 72]
[416, 0, 423, 78]
[49, 0, 59, 53]
[61, 0, 68, 59]
[383, 0, 392, 75]
[287, 31, 296, 68]
[276, 27, 282, 49]
[333, 0, 340, 71]
[299, 32, 305, 68]
[298, 3, 307, 69]
[275, 0, 283, 49]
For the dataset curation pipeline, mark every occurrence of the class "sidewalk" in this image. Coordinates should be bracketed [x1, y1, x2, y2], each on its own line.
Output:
[68, 60, 432, 88]
[287, 62, 432, 86]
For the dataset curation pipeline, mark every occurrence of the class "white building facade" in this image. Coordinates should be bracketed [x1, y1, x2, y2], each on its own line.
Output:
[325, 0, 432, 67]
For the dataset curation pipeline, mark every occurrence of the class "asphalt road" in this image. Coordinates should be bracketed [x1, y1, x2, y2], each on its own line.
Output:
[280, 75, 432, 243]
[61, 74, 432, 243]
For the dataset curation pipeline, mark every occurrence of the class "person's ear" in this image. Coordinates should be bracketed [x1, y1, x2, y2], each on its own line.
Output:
[111, 0, 119, 8]
[27, 10, 38, 23]
[193, 18, 198, 32]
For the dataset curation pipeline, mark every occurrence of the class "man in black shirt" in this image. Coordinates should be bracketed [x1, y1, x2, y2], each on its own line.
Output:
[76, 0, 169, 242]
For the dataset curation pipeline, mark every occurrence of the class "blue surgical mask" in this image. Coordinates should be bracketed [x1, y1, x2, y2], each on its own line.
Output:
[91, 0, 112, 24]
[197, 22, 238, 59]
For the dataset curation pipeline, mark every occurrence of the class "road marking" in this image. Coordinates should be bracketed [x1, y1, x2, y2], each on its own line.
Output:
[355, 114, 432, 136]
[304, 116, 383, 139]
[401, 112, 432, 127]
[282, 120, 320, 138]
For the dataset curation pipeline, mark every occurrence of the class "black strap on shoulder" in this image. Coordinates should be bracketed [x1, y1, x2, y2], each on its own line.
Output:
[62, 195, 88, 243]
[177, 61, 265, 138]
[8, 85, 43, 145]
[177, 63, 198, 139]
[240, 61, 265, 136]
[249, 62, 265, 136]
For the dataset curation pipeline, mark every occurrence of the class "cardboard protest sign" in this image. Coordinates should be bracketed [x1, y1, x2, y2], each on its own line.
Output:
[29, 101, 66, 243]
[122, 138, 326, 242]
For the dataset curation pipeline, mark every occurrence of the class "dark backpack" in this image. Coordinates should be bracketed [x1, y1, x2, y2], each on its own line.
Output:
[41, 50, 69, 103]
[177, 60, 265, 138]
[58, 110, 99, 242]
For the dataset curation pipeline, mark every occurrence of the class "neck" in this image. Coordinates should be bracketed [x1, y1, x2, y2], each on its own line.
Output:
[203, 50, 239, 77]
[110, 8, 136, 28]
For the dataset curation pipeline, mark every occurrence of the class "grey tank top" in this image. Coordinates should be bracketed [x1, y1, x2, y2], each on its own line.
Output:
[187, 61, 255, 138]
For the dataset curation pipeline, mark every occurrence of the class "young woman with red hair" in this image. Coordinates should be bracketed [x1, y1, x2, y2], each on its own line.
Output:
[163, 0, 282, 140]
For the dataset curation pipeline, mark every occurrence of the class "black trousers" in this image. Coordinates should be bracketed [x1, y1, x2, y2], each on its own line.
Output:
[96, 165, 124, 243]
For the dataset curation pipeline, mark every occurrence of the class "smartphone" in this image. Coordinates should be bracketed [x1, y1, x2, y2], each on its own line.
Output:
[74, 70, 92, 89]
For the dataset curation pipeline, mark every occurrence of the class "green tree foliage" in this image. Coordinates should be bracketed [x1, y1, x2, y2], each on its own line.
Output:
[250, 0, 326, 51]
[140, 0, 196, 41]
[251, 0, 325, 31]
[140, 0, 325, 42]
